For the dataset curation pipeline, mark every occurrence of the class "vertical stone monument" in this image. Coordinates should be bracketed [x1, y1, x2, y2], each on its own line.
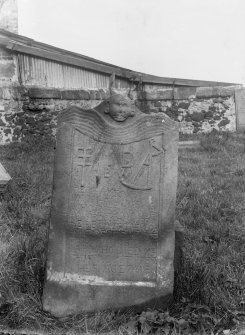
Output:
[42, 94, 179, 317]
[0, 162, 11, 193]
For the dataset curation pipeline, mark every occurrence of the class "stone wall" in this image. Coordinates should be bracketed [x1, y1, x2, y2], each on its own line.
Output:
[0, 84, 240, 144]
[0, 87, 110, 143]
[137, 86, 237, 134]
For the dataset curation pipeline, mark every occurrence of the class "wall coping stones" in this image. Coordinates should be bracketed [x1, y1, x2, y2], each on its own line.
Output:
[28, 88, 62, 99]
[0, 86, 28, 100]
[27, 88, 111, 100]
[173, 87, 197, 100]
[60, 90, 90, 100]
[196, 85, 240, 99]
[1, 85, 241, 102]
[137, 89, 173, 101]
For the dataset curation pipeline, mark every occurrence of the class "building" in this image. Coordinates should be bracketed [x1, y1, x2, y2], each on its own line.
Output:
[0, 0, 244, 144]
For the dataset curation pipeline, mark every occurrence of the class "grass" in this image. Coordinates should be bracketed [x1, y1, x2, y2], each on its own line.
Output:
[0, 132, 245, 334]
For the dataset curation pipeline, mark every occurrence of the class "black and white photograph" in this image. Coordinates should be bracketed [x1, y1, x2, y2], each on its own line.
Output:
[0, 0, 244, 334]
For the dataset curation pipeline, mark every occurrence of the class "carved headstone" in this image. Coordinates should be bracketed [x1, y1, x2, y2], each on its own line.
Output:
[42, 94, 179, 317]
[0, 162, 11, 193]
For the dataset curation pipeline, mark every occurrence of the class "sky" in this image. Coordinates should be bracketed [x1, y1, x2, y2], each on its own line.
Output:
[18, 0, 245, 85]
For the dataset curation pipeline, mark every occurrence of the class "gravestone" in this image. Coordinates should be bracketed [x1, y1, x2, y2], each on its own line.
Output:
[42, 94, 179, 317]
[0, 162, 11, 193]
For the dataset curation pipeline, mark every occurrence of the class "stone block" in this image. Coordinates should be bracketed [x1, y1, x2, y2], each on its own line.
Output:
[42, 94, 179, 317]
[178, 102, 190, 109]
[61, 90, 90, 100]
[219, 86, 236, 97]
[95, 90, 102, 100]
[89, 90, 97, 100]
[0, 60, 16, 79]
[0, 162, 11, 193]
[196, 86, 236, 99]
[218, 119, 230, 127]
[154, 101, 162, 107]
[28, 88, 61, 99]
[191, 112, 205, 122]
[174, 87, 196, 100]
[138, 90, 173, 101]
[98, 89, 110, 100]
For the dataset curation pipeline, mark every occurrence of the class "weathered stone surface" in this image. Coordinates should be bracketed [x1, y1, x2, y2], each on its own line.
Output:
[0, 162, 11, 193]
[173, 87, 196, 100]
[61, 90, 90, 100]
[0, 82, 239, 144]
[42, 95, 179, 317]
[196, 86, 237, 99]
[138, 90, 173, 101]
[178, 101, 190, 109]
[28, 88, 61, 99]
[191, 111, 205, 122]
[218, 118, 230, 127]
[0, 61, 15, 79]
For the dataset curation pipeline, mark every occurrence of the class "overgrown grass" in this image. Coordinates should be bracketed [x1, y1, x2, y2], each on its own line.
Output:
[175, 132, 245, 310]
[0, 132, 245, 334]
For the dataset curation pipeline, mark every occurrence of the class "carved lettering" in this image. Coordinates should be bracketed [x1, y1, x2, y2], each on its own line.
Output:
[104, 165, 112, 178]
[77, 147, 93, 187]
[66, 236, 157, 281]
[150, 138, 165, 156]
[122, 152, 134, 168]
[119, 139, 165, 190]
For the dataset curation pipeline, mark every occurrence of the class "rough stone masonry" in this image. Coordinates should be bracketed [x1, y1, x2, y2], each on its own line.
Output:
[0, 85, 238, 144]
[42, 94, 179, 317]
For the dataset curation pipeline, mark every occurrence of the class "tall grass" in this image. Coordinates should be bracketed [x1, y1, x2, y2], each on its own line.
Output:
[175, 132, 245, 312]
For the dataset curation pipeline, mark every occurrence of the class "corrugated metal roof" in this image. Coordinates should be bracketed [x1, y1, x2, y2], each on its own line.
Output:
[0, 28, 241, 87]
[18, 54, 110, 89]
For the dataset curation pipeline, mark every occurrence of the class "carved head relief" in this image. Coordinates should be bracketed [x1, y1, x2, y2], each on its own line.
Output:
[104, 94, 135, 122]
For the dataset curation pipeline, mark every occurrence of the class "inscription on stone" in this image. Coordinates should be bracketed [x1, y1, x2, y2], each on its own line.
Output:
[43, 95, 179, 317]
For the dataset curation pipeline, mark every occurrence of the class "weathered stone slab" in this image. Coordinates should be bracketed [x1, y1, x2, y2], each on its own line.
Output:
[173, 87, 196, 100]
[28, 88, 61, 99]
[196, 86, 237, 99]
[138, 89, 173, 101]
[61, 90, 90, 100]
[0, 162, 11, 193]
[42, 94, 179, 317]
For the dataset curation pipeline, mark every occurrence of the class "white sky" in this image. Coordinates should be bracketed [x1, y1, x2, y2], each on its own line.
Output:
[18, 0, 245, 84]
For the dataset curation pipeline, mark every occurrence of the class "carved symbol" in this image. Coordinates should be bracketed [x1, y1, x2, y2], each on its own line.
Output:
[150, 138, 165, 157]
[77, 147, 92, 187]
[104, 164, 111, 178]
[120, 139, 165, 190]
[121, 152, 134, 168]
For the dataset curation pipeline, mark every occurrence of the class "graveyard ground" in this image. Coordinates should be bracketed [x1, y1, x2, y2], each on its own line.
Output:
[0, 131, 245, 334]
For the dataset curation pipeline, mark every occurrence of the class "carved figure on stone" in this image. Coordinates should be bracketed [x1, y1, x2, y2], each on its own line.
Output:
[96, 94, 135, 122]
